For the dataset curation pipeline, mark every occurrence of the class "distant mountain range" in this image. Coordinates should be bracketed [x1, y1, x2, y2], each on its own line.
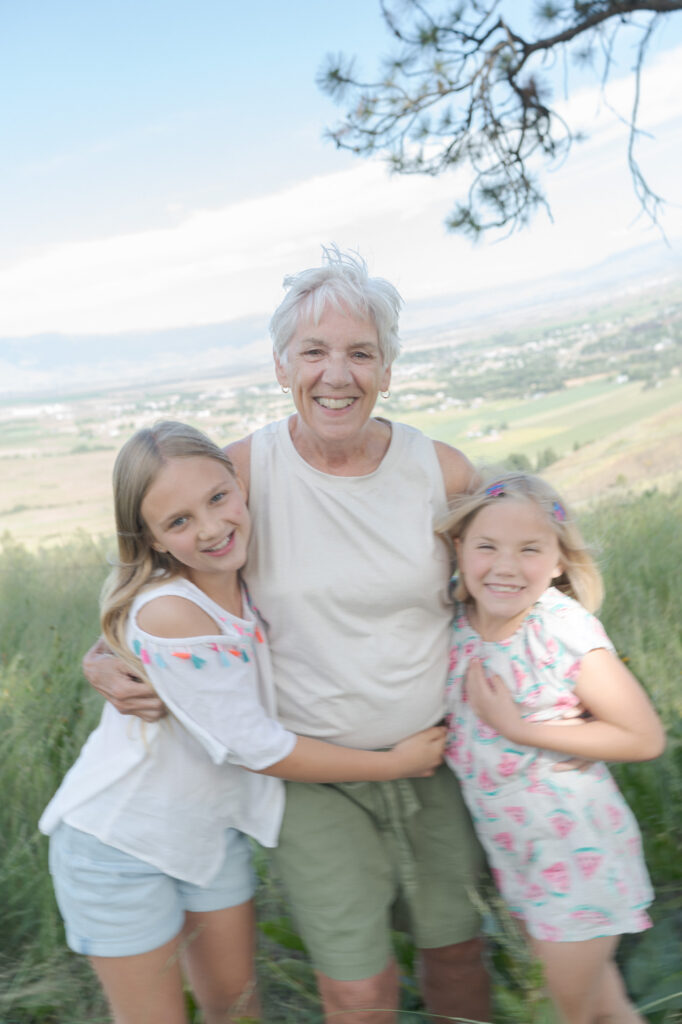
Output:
[2, 238, 680, 399]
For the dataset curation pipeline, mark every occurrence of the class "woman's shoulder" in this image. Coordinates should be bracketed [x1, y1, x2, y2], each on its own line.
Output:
[224, 434, 252, 493]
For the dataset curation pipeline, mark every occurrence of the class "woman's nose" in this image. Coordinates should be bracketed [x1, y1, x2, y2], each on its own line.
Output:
[323, 354, 353, 385]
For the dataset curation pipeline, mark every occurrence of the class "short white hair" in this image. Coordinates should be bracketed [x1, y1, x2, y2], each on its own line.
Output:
[269, 245, 402, 367]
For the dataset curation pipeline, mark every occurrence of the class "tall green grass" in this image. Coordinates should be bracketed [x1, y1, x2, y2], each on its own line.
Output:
[0, 489, 680, 1022]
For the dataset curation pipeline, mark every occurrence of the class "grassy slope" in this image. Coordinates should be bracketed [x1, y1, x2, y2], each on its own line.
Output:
[0, 486, 680, 1022]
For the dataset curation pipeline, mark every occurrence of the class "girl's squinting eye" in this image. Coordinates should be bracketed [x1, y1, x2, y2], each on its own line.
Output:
[169, 516, 188, 529]
[210, 491, 226, 504]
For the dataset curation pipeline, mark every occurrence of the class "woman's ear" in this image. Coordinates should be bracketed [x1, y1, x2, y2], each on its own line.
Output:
[380, 362, 392, 393]
[273, 349, 289, 389]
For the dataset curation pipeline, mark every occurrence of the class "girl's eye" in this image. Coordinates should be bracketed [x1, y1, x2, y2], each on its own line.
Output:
[170, 516, 187, 529]
[523, 547, 540, 554]
[210, 491, 226, 504]
[476, 543, 494, 550]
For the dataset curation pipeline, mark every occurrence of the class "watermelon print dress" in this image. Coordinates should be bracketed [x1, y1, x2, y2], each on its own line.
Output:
[445, 587, 654, 942]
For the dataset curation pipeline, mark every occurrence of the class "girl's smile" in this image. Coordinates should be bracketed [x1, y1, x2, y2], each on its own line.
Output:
[140, 455, 250, 605]
[201, 531, 236, 556]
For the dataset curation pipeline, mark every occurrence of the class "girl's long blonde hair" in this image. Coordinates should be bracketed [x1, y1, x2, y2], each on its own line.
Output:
[100, 421, 237, 679]
[438, 469, 603, 613]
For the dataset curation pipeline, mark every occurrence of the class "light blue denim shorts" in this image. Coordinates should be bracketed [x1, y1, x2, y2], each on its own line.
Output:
[48, 822, 256, 957]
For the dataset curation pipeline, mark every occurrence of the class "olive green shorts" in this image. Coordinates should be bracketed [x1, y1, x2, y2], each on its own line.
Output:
[271, 764, 485, 981]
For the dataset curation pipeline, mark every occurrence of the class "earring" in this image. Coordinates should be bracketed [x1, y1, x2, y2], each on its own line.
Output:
[281, 386, 290, 394]
[380, 389, 390, 399]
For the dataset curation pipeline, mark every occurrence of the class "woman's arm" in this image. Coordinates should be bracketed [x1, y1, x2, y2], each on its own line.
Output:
[433, 440, 477, 501]
[82, 638, 166, 722]
[257, 727, 447, 783]
[466, 653, 665, 763]
[224, 435, 252, 498]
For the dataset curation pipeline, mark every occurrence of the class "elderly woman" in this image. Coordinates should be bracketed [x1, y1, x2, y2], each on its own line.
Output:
[85, 248, 489, 1024]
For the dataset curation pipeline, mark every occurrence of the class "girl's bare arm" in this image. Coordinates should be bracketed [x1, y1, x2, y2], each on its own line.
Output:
[466, 653, 665, 763]
[257, 727, 446, 783]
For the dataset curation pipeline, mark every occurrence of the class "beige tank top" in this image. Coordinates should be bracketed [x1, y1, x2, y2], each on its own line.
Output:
[243, 417, 452, 748]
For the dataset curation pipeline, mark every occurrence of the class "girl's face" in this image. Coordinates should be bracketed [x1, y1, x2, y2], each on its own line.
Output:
[455, 497, 563, 639]
[141, 455, 250, 588]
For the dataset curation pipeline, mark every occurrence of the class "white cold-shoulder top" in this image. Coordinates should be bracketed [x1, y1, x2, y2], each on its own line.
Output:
[39, 577, 296, 885]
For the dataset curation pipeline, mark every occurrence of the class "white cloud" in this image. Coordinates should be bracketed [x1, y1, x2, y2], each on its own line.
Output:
[1, 45, 681, 339]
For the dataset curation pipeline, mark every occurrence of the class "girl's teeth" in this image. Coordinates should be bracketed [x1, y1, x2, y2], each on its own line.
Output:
[207, 534, 232, 551]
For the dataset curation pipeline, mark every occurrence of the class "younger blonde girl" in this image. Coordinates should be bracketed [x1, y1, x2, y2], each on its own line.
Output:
[439, 470, 665, 1024]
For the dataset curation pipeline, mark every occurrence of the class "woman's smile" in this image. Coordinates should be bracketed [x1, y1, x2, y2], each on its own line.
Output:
[274, 306, 391, 448]
[314, 396, 357, 410]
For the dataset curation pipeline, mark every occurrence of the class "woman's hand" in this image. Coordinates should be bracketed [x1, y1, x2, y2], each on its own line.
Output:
[391, 725, 447, 777]
[83, 639, 166, 722]
[465, 659, 524, 741]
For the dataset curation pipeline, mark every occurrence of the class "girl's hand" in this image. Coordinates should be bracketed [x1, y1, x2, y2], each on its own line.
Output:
[391, 726, 447, 777]
[465, 659, 524, 741]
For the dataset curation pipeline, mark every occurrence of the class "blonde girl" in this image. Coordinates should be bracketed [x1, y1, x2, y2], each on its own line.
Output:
[439, 470, 665, 1024]
[40, 421, 444, 1024]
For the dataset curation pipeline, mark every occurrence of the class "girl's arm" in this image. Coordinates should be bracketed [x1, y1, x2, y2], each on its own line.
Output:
[466, 652, 665, 763]
[257, 728, 447, 783]
[135, 595, 447, 782]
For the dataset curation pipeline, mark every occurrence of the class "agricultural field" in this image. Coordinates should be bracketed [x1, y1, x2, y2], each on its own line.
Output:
[1, 277, 681, 548]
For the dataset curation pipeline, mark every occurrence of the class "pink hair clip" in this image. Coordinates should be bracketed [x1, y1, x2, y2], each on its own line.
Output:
[552, 501, 566, 521]
[485, 481, 505, 498]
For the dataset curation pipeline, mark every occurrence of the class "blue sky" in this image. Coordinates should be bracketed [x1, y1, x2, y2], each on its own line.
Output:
[1, 1, 681, 341]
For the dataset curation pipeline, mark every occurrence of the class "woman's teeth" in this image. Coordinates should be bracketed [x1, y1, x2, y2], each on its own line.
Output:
[316, 397, 355, 409]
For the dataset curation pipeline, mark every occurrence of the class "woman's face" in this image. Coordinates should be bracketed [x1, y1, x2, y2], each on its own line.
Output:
[274, 305, 391, 446]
